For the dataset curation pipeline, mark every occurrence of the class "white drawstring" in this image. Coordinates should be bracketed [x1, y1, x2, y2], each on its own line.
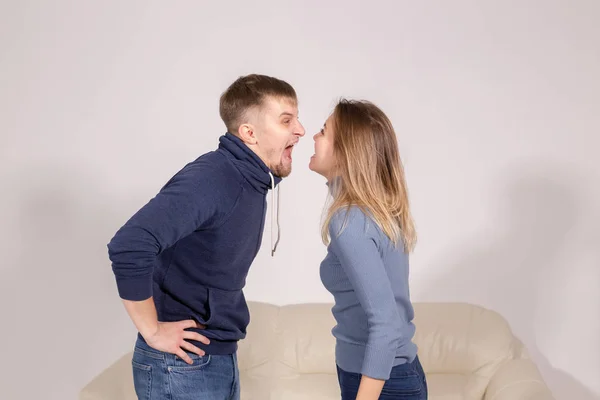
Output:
[269, 172, 280, 256]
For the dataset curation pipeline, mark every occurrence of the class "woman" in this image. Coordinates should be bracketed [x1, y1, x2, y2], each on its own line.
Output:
[309, 99, 427, 400]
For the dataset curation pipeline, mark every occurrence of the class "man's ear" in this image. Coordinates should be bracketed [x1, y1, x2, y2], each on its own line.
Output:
[238, 123, 258, 145]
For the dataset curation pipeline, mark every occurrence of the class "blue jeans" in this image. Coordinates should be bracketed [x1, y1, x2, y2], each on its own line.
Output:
[132, 336, 240, 400]
[336, 356, 428, 400]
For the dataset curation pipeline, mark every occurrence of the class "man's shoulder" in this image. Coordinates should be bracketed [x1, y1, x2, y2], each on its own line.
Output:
[159, 150, 242, 198]
[177, 150, 239, 181]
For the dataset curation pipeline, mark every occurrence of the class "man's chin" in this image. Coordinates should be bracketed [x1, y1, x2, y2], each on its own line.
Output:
[271, 162, 292, 178]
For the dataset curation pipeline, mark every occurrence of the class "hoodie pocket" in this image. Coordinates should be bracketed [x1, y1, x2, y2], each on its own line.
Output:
[161, 285, 249, 341]
[161, 286, 211, 325]
[203, 287, 250, 340]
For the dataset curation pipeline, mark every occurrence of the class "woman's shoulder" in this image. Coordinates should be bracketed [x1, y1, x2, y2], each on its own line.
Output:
[330, 206, 376, 236]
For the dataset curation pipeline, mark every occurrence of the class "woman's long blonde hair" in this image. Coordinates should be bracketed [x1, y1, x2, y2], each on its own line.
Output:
[322, 99, 417, 252]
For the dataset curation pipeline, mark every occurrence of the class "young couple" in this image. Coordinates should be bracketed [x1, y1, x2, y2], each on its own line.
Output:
[107, 74, 428, 400]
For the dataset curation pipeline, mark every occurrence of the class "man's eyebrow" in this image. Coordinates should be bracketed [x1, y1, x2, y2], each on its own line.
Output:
[279, 112, 294, 118]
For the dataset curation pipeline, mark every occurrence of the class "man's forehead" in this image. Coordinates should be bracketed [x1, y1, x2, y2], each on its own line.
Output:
[262, 96, 298, 116]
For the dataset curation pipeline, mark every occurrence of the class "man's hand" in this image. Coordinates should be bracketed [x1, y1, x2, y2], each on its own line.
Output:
[122, 297, 210, 365]
[145, 320, 210, 365]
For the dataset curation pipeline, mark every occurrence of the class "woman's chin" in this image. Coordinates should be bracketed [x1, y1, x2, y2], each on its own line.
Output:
[309, 157, 319, 173]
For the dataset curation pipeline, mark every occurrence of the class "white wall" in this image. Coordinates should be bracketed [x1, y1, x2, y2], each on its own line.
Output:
[1, 1, 598, 399]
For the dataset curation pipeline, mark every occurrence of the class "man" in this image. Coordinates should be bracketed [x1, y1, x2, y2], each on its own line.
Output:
[107, 74, 305, 399]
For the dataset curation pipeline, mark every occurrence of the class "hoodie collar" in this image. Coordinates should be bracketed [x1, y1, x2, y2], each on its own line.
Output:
[218, 132, 282, 194]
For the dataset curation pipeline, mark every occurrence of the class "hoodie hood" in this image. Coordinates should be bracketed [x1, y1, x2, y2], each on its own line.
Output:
[219, 132, 283, 256]
[218, 132, 282, 194]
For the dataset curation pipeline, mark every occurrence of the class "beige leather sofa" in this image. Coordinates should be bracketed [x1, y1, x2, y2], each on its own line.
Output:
[80, 302, 554, 399]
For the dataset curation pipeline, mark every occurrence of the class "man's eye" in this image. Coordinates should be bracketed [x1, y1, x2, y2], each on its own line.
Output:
[283, 120, 291, 125]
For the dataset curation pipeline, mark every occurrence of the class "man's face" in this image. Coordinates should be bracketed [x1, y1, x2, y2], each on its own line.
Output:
[244, 96, 305, 177]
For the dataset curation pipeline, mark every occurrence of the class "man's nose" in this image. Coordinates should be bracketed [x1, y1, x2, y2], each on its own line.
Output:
[295, 121, 306, 137]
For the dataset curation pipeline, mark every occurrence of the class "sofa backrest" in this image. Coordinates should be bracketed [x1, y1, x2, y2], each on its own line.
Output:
[412, 302, 519, 397]
[413, 302, 518, 372]
[79, 301, 526, 400]
[239, 301, 520, 396]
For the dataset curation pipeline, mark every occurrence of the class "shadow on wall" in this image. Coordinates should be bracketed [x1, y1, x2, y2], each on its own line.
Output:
[0, 160, 138, 400]
[419, 163, 600, 400]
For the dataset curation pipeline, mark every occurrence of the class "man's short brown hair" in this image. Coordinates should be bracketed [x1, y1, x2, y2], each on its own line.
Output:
[219, 74, 297, 134]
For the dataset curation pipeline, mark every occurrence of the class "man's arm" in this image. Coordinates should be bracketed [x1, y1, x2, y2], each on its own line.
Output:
[108, 164, 233, 363]
[108, 165, 224, 301]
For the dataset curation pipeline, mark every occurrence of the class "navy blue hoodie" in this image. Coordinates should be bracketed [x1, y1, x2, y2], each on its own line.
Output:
[107, 132, 281, 354]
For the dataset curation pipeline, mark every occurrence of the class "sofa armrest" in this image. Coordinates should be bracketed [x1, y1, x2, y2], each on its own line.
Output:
[484, 359, 554, 400]
[80, 352, 136, 400]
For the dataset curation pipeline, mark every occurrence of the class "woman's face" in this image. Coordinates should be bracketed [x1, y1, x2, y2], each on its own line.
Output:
[309, 114, 336, 180]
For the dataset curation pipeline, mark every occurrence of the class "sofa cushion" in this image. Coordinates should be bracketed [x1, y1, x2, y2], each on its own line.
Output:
[241, 371, 473, 400]
[427, 373, 469, 400]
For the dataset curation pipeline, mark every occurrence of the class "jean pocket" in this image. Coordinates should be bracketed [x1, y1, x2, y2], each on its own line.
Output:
[132, 360, 152, 400]
[169, 353, 212, 372]
[380, 373, 423, 398]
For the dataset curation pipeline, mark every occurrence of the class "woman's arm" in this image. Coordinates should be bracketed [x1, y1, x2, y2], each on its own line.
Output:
[329, 208, 404, 398]
[356, 376, 386, 400]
